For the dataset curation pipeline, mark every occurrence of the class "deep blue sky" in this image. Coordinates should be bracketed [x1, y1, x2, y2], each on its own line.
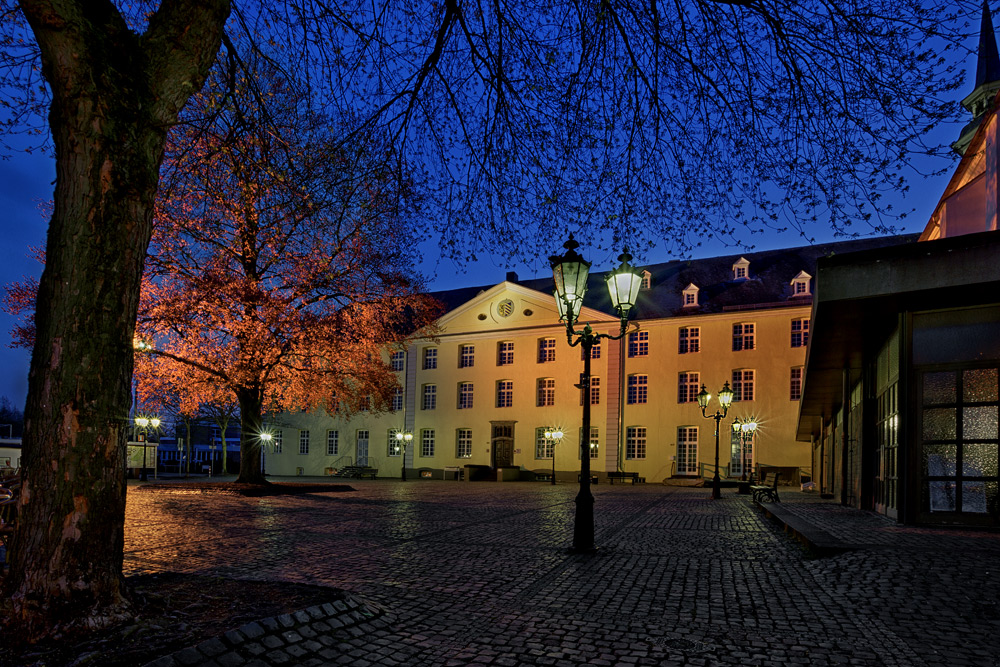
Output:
[0, 47, 978, 411]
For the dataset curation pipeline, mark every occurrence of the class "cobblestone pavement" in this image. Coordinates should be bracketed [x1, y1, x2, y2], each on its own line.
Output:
[124, 480, 1000, 666]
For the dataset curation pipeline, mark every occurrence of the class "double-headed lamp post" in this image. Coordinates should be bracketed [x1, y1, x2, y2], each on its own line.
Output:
[551, 235, 643, 552]
[134, 415, 161, 482]
[696, 383, 735, 500]
[544, 429, 564, 485]
[395, 431, 413, 481]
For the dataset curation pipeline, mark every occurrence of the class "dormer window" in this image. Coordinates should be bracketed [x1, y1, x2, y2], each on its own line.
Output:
[790, 271, 812, 296]
[682, 283, 699, 307]
[641, 270, 652, 290]
[732, 257, 750, 281]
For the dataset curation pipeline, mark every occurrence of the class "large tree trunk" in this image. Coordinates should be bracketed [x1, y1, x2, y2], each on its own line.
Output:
[236, 387, 266, 484]
[2, 0, 229, 642]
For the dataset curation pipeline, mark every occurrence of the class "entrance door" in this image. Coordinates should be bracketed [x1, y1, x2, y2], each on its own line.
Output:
[874, 384, 898, 518]
[677, 426, 698, 476]
[356, 430, 370, 466]
[491, 422, 516, 467]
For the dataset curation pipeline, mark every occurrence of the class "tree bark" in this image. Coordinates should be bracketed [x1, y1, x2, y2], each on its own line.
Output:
[236, 387, 266, 484]
[3, 0, 229, 642]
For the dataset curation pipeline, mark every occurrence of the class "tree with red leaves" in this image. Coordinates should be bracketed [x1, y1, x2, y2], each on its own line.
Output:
[135, 63, 439, 484]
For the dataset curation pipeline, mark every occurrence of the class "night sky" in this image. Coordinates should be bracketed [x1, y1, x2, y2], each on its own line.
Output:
[0, 40, 978, 412]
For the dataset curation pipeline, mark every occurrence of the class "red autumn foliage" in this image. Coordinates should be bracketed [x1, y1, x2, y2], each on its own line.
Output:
[134, 64, 440, 482]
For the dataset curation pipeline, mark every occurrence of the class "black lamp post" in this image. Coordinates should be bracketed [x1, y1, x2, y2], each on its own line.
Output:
[696, 382, 735, 500]
[134, 415, 160, 482]
[551, 235, 642, 552]
[395, 431, 413, 480]
[545, 428, 564, 485]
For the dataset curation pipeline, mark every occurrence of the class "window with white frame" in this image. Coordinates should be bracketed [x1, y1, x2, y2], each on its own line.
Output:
[496, 380, 514, 408]
[420, 429, 435, 457]
[677, 426, 698, 475]
[459, 344, 475, 368]
[391, 387, 403, 412]
[732, 322, 755, 351]
[790, 271, 812, 296]
[537, 378, 555, 407]
[733, 257, 750, 280]
[423, 347, 437, 370]
[791, 318, 810, 348]
[535, 427, 554, 459]
[626, 426, 647, 460]
[627, 374, 648, 404]
[391, 350, 405, 372]
[678, 372, 700, 403]
[326, 430, 339, 456]
[732, 369, 755, 402]
[682, 283, 699, 307]
[387, 429, 401, 456]
[790, 367, 803, 401]
[456, 429, 472, 458]
[578, 426, 599, 459]
[679, 326, 700, 354]
[458, 382, 474, 409]
[498, 341, 514, 366]
[581, 376, 600, 406]
[628, 330, 649, 357]
[538, 337, 556, 363]
[272, 430, 283, 454]
[299, 430, 310, 455]
[422, 384, 437, 410]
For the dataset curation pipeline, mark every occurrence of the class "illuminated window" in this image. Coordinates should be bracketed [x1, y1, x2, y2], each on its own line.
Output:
[456, 429, 472, 458]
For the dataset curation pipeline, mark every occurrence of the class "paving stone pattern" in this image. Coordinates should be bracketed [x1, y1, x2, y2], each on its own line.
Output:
[123, 482, 1000, 666]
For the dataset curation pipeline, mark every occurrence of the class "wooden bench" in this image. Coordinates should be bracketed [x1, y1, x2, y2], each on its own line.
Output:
[751, 472, 780, 503]
[607, 471, 640, 485]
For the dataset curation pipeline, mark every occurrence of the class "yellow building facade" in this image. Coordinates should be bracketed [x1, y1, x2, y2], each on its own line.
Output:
[261, 239, 908, 483]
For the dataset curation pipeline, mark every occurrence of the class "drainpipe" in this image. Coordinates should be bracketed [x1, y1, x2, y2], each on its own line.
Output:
[841, 367, 850, 506]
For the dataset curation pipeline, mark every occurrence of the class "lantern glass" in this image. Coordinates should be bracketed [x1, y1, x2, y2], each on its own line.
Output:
[605, 250, 643, 318]
[550, 236, 591, 324]
[718, 382, 735, 409]
[695, 385, 710, 409]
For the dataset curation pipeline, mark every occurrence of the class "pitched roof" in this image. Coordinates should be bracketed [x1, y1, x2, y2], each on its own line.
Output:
[429, 235, 919, 319]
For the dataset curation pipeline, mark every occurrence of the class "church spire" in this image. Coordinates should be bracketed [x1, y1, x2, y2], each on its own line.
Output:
[954, 2, 1000, 155]
[975, 2, 1000, 88]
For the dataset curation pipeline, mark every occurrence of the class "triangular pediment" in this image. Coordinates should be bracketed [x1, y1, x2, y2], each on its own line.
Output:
[434, 281, 615, 334]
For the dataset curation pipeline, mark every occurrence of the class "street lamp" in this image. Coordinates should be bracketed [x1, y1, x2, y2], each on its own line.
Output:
[134, 415, 161, 482]
[696, 382, 735, 500]
[732, 418, 758, 493]
[395, 431, 413, 481]
[551, 235, 642, 552]
[259, 431, 272, 475]
[544, 428, 564, 485]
